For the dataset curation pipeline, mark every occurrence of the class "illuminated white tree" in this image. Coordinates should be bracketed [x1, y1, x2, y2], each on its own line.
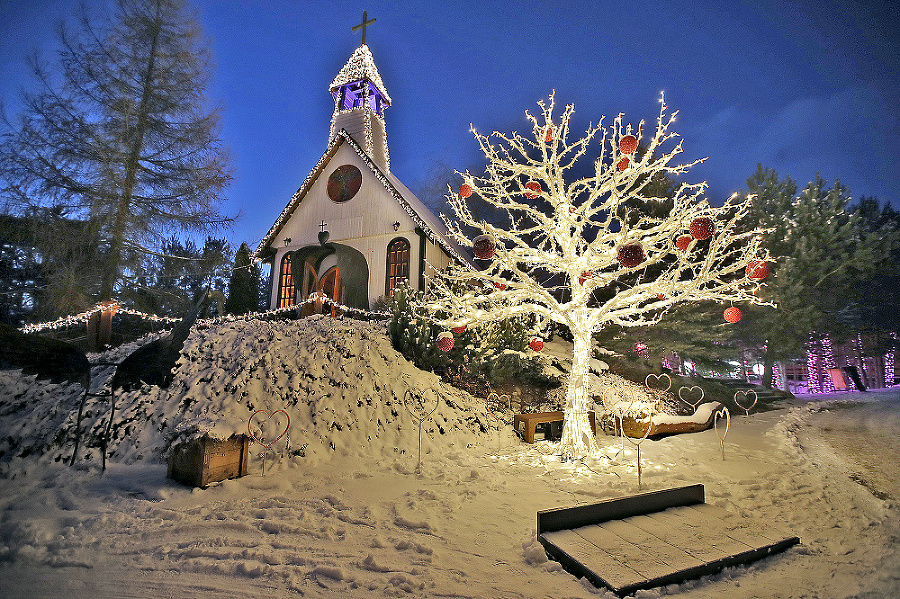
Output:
[427, 93, 772, 459]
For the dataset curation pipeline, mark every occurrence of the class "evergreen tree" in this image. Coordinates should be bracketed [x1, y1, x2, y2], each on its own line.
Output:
[733, 168, 897, 387]
[848, 197, 900, 353]
[0, 0, 232, 310]
[599, 300, 737, 373]
[225, 242, 261, 314]
[123, 235, 230, 317]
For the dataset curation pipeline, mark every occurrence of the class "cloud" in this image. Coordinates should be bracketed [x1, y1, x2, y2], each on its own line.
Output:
[684, 88, 899, 203]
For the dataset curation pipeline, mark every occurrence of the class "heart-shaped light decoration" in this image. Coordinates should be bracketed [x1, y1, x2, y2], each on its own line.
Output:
[248, 409, 291, 450]
[714, 407, 730, 441]
[734, 390, 758, 416]
[486, 392, 511, 422]
[714, 407, 730, 460]
[677, 385, 705, 410]
[644, 373, 672, 394]
[626, 411, 653, 444]
[404, 388, 439, 423]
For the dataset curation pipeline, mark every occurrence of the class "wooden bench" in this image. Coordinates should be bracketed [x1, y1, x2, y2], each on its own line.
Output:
[514, 411, 596, 444]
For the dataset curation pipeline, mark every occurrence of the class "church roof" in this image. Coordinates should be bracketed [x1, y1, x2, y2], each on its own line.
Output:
[329, 44, 392, 104]
[255, 130, 473, 269]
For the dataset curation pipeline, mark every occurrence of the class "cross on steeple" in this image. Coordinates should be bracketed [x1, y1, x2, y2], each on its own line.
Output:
[352, 11, 376, 45]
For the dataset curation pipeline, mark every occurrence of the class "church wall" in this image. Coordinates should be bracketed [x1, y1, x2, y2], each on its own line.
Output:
[422, 237, 453, 293]
[268, 143, 420, 309]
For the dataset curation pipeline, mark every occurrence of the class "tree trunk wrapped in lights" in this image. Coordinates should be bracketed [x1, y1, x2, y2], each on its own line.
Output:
[428, 93, 772, 459]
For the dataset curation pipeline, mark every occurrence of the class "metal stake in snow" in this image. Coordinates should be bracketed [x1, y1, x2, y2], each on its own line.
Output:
[404, 389, 439, 473]
[486, 392, 512, 426]
[625, 410, 652, 489]
[714, 407, 730, 460]
[248, 409, 291, 476]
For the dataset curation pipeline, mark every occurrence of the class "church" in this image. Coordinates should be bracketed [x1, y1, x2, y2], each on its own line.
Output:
[255, 23, 471, 313]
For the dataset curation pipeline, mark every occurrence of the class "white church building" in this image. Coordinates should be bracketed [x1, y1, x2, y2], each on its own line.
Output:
[255, 40, 471, 313]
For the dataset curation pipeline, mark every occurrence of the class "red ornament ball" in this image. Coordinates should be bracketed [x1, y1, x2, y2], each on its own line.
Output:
[529, 337, 544, 352]
[675, 235, 693, 252]
[619, 135, 637, 154]
[690, 217, 715, 240]
[458, 183, 473, 198]
[617, 157, 630, 172]
[472, 234, 496, 260]
[451, 325, 467, 335]
[579, 270, 593, 285]
[524, 180, 542, 199]
[545, 127, 554, 143]
[437, 332, 454, 352]
[617, 243, 646, 268]
[746, 260, 769, 280]
[619, 135, 638, 154]
[724, 307, 742, 323]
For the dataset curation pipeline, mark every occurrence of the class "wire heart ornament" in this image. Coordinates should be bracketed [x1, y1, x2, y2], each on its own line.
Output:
[625, 411, 653, 445]
[714, 407, 730, 460]
[404, 389, 439, 424]
[733, 390, 758, 416]
[678, 385, 705, 410]
[644, 373, 672, 394]
[486, 393, 511, 423]
[248, 409, 291, 450]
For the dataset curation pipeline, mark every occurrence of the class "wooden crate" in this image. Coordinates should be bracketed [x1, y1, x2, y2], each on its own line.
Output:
[167, 434, 250, 488]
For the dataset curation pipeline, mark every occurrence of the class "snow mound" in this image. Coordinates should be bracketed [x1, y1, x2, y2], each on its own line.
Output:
[159, 315, 496, 462]
[1, 316, 499, 468]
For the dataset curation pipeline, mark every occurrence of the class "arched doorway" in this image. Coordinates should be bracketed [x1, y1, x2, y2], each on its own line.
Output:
[286, 243, 368, 316]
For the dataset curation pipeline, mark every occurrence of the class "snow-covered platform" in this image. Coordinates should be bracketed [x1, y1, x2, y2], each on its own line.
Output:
[537, 484, 800, 597]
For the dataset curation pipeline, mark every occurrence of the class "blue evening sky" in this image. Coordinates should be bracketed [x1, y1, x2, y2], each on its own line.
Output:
[2, 0, 898, 250]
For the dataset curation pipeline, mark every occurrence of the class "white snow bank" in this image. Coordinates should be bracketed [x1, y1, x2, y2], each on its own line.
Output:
[1, 316, 500, 468]
[653, 401, 722, 425]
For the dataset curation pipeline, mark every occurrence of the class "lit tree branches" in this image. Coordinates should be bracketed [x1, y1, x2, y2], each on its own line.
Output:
[428, 93, 771, 459]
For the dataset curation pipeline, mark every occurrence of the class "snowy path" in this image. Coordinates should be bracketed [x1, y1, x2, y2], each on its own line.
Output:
[2, 395, 899, 598]
[794, 390, 900, 502]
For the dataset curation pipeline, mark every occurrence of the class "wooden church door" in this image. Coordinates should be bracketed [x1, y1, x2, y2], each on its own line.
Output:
[300, 261, 341, 317]
[319, 266, 340, 316]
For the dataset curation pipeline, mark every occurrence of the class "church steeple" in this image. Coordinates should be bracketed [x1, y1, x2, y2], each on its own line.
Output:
[329, 37, 391, 170]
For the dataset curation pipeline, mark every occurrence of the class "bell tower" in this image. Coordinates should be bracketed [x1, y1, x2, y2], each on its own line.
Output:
[329, 13, 391, 170]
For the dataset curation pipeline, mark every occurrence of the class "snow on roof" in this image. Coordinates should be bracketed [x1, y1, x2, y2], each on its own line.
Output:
[329, 44, 392, 105]
[255, 130, 474, 269]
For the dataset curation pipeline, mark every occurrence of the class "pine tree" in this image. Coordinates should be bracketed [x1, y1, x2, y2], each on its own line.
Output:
[123, 235, 230, 317]
[428, 94, 770, 459]
[0, 0, 232, 308]
[225, 242, 261, 315]
[850, 197, 900, 354]
[733, 168, 897, 387]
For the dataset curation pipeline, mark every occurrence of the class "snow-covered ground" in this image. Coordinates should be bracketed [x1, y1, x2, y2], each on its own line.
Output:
[1, 317, 898, 598]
